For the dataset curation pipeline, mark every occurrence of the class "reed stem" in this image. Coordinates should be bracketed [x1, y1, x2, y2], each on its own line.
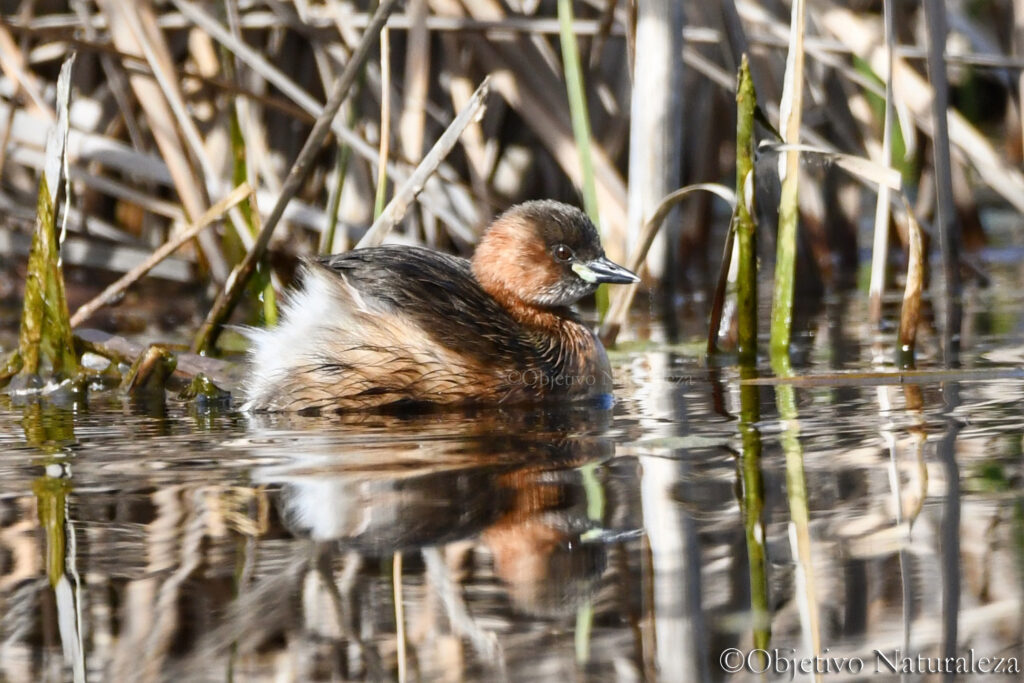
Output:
[769, 0, 806, 366]
[557, 0, 606, 313]
[735, 56, 758, 366]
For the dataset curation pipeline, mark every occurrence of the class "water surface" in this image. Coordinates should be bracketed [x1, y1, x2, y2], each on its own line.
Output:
[1, 271, 1023, 682]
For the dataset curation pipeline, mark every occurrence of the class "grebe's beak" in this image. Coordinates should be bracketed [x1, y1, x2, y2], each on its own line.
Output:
[573, 257, 640, 285]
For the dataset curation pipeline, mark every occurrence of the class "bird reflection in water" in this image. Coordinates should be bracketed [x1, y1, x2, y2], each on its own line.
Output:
[170, 405, 624, 680]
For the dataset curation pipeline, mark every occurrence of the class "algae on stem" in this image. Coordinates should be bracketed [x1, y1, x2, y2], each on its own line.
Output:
[3, 56, 80, 389]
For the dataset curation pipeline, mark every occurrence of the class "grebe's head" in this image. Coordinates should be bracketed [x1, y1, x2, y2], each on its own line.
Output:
[471, 200, 638, 309]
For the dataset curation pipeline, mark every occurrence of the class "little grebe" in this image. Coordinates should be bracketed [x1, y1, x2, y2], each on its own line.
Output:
[243, 200, 638, 412]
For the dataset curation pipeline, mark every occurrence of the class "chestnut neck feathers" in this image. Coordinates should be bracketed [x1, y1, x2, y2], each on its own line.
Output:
[471, 200, 601, 331]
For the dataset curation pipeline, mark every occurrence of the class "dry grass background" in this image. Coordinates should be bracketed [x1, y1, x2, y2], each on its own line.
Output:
[0, 0, 1022, 347]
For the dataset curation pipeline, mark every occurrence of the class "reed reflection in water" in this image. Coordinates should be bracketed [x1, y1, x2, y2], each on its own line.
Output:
[0, 352, 1022, 681]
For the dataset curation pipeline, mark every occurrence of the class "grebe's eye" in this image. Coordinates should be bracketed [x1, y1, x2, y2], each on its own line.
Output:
[554, 244, 574, 262]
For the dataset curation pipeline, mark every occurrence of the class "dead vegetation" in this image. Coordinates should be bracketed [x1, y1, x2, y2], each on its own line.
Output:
[0, 0, 1021, 360]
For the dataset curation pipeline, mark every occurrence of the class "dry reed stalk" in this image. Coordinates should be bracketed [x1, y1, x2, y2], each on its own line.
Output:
[821, 7, 1024, 216]
[626, 0, 684, 279]
[896, 202, 924, 368]
[96, 0, 228, 282]
[922, 0, 961, 366]
[0, 23, 52, 117]
[171, 0, 379, 170]
[435, 0, 628, 258]
[191, 0, 401, 354]
[599, 183, 735, 346]
[399, 0, 430, 163]
[444, 51, 492, 209]
[373, 25, 392, 220]
[358, 77, 490, 249]
[70, 183, 251, 327]
[868, 0, 896, 327]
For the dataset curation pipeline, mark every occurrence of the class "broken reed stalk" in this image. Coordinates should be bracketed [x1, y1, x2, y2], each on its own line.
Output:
[706, 219, 736, 357]
[357, 77, 490, 249]
[867, 0, 896, 327]
[191, 0, 401, 354]
[769, 0, 807, 369]
[735, 56, 758, 366]
[3, 55, 78, 387]
[557, 0, 605, 313]
[922, 0, 962, 366]
[897, 202, 924, 368]
[70, 183, 252, 327]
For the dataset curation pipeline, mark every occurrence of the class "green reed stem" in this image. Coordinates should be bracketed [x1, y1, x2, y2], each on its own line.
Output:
[322, 116, 354, 254]
[557, 0, 600, 221]
[769, 0, 806, 364]
[774, 353, 821, 661]
[226, 95, 277, 327]
[739, 367, 770, 653]
[735, 55, 758, 366]
[557, 0, 607, 315]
